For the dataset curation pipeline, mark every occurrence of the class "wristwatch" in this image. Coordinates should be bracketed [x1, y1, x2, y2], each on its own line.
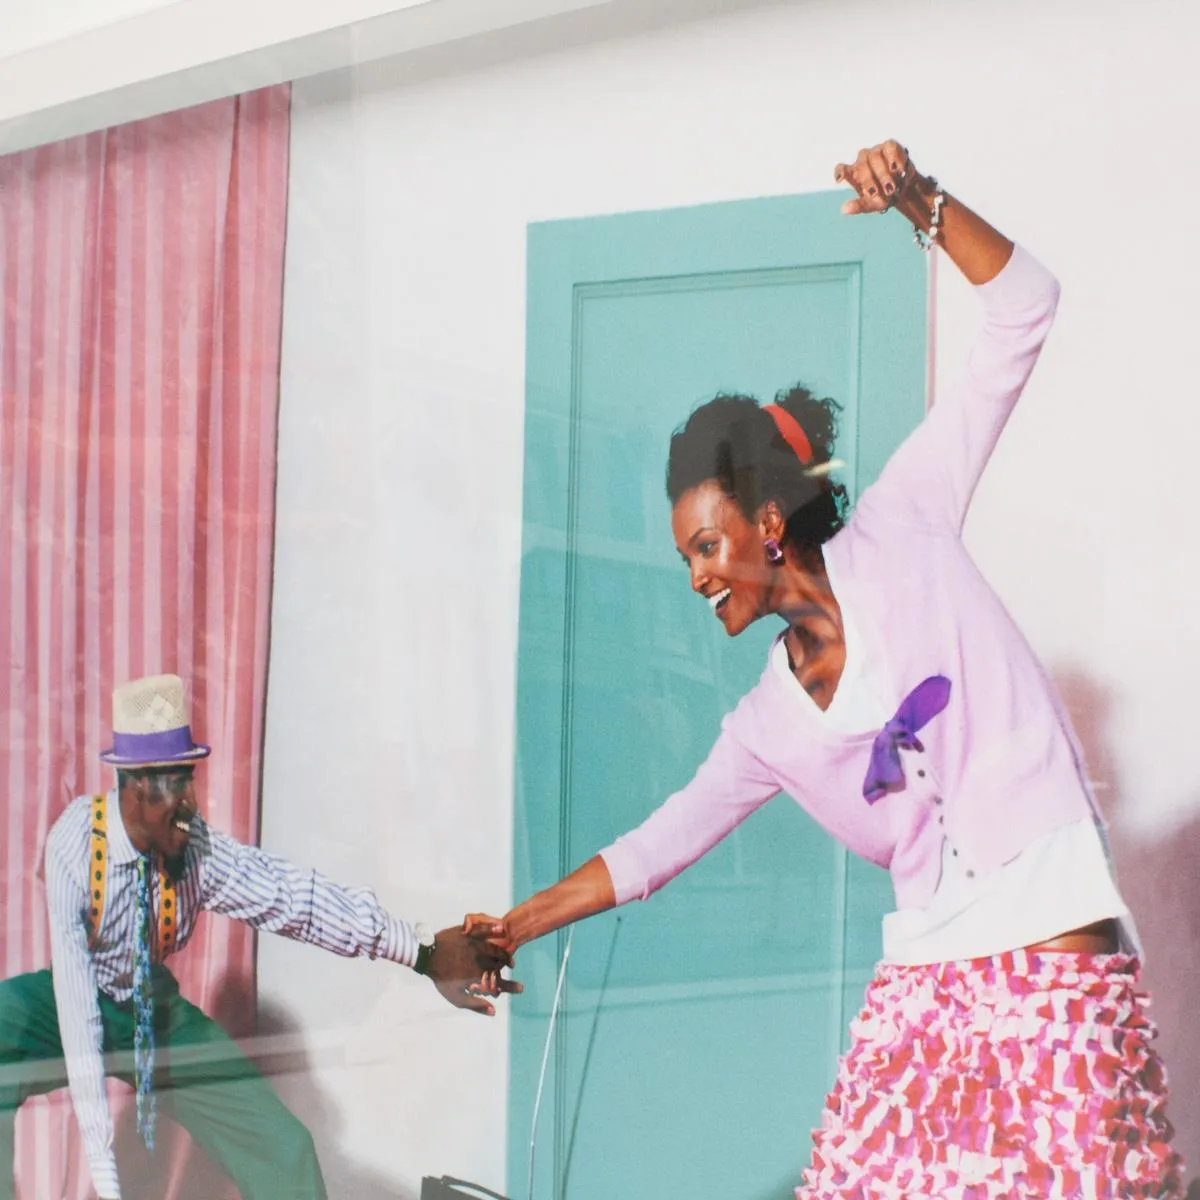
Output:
[413, 923, 436, 976]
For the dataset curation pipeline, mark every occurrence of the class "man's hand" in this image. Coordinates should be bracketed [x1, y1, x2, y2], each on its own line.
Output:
[424, 925, 522, 1016]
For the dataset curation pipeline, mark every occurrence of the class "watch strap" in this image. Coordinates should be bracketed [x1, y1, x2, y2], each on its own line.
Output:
[414, 929, 436, 976]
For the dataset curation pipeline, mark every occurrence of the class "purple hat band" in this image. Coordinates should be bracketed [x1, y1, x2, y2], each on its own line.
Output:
[99, 725, 211, 766]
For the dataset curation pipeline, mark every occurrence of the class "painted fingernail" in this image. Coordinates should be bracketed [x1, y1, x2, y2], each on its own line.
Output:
[884, 183, 894, 193]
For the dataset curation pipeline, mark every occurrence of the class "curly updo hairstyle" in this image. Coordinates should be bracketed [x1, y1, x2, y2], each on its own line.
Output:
[665, 384, 848, 551]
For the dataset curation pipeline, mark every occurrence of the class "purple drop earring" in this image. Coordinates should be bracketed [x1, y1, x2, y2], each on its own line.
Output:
[764, 537, 784, 565]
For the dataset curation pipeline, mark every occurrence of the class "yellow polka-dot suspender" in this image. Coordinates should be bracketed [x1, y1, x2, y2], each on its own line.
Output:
[87, 793, 178, 961]
[86, 795, 108, 948]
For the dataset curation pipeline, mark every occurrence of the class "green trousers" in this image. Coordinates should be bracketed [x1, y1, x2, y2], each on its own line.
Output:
[0, 968, 326, 1199]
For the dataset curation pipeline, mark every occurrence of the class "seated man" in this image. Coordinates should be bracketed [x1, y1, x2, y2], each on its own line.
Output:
[0, 673, 513, 1200]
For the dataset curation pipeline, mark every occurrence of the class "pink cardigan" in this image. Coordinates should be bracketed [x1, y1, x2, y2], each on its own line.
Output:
[599, 245, 1096, 912]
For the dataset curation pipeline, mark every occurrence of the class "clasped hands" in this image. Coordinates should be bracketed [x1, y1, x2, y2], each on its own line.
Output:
[420, 914, 519, 1017]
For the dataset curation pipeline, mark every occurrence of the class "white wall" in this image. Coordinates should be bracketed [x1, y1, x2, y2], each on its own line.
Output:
[264, 0, 1200, 1192]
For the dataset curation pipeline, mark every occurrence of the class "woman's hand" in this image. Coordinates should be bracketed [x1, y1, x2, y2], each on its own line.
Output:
[834, 139, 919, 216]
[458, 913, 520, 1003]
[463, 911, 517, 957]
[834, 139, 1014, 286]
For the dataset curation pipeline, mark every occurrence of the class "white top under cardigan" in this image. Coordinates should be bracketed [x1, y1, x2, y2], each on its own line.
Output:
[768, 554, 1138, 965]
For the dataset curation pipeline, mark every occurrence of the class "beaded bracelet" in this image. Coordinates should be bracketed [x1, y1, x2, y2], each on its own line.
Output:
[913, 176, 946, 252]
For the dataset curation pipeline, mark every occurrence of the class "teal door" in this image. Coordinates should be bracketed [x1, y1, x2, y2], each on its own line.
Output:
[510, 192, 927, 1200]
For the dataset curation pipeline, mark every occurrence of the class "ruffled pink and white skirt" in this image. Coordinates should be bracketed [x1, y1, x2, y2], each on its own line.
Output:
[797, 951, 1183, 1199]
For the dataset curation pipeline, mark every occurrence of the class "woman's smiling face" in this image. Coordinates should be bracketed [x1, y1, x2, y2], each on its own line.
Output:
[671, 481, 775, 637]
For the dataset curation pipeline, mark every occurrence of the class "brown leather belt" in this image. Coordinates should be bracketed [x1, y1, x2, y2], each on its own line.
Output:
[1023, 917, 1120, 955]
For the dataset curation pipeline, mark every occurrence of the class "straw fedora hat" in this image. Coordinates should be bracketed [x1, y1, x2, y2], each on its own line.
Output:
[99, 674, 211, 768]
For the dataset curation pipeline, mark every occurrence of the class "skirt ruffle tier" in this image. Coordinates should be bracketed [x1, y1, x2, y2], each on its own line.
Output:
[797, 951, 1183, 1199]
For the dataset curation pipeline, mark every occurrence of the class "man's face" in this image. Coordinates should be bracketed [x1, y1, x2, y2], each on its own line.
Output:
[125, 768, 198, 858]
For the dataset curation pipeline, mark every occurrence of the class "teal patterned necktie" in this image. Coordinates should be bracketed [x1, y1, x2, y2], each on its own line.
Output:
[133, 854, 157, 1149]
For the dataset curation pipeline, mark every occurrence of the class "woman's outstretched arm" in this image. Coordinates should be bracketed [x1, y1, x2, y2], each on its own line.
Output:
[467, 718, 782, 962]
[461, 857, 614, 970]
[469, 856, 617, 956]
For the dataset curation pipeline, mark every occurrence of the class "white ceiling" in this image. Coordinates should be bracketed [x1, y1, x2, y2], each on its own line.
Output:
[0, 0, 782, 154]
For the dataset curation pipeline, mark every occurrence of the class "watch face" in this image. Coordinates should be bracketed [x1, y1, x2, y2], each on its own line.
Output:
[414, 922, 435, 948]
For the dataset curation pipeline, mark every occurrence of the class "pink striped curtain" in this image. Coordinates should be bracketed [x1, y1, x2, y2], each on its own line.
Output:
[0, 86, 290, 1199]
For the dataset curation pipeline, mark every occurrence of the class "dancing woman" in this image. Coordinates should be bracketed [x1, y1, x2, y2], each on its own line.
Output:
[473, 141, 1183, 1198]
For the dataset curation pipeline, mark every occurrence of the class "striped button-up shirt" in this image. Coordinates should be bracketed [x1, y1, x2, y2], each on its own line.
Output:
[45, 790, 418, 1199]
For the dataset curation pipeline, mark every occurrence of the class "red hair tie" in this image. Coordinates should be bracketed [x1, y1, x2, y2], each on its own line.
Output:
[764, 404, 814, 466]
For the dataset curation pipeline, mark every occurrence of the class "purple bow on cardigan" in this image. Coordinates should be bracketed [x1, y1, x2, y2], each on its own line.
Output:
[862, 675, 952, 804]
